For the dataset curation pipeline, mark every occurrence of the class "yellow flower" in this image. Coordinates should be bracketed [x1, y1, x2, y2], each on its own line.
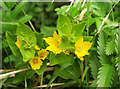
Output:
[15, 36, 21, 48]
[43, 31, 65, 55]
[38, 49, 49, 60]
[75, 37, 92, 61]
[29, 57, 43, 70]
[34, 45, 40, 50]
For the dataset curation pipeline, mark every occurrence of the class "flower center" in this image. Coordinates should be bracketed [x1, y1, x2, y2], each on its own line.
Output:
[33, 59, 38, 64]
[77, 47, 82, 52]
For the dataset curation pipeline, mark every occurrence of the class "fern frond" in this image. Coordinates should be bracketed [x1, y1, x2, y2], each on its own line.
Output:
[105, 38, 115, 55]
[97, 64, 115, 87]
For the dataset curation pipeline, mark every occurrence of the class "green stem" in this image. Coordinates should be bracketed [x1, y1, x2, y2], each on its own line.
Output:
[22, 9, 36, 32]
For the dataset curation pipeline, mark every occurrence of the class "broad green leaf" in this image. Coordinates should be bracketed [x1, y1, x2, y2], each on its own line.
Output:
[35, 32, 44, 48]
[17, 22, 36, 47]
[19, 43, 35, 62]
[46, 63, 72, 89]
[57, 14, 72, 37]
[41, 26, 56, 37]
[105, 38, 115, 55]
[36, 60, 48, 75]
[97, 64, 115, 87]
[59, 36, 74, 50]
[11, 2, 27, 18]
[59, 60, 81, 80]
[6, 32, 22, 59]
[49, 53, 74, 66]
[71, 22, 86, 42]
[83, 36, 93, 42]
[18, 15, 32, 23]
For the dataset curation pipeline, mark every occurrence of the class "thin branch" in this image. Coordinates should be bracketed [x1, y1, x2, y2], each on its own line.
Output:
[34, 83, 65, 88]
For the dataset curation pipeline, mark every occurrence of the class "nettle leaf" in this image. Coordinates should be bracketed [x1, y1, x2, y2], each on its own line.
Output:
[49, 53, 74, 66]
[19, 43, 35, 62]
[36, 60, 48, 75]
[97, 31, 109, 64]
[57, 14, 72, 38]
[97, 64, 115, 87]
[59, 36, 74, 50]
[17, 22, 37, 47]
[6, 32, 22, 59]
[59, 60, 81, 80]
[35, 32, 44, 48]
[71, 22, 86, 42]
[105, 38, 115, 55]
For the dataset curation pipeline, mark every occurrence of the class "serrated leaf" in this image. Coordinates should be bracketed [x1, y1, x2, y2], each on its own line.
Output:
[89, 53, 101, 79]
[57, 14, 72, 38]
[97, 64, 115, 87]
[105, 38, 115, 55]
[17, 22, 36, 47]
[97, 31, 109, 64]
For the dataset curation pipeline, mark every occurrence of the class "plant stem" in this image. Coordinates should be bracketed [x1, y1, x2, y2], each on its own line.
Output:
[40, 74, 43, 89]
[81, 61, 84, 83]
[22, 10, 36, 32]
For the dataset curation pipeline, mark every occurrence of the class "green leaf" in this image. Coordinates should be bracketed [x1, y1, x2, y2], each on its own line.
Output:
[19, 43, 35, 62]
[17, 22, 36, 47]
[41, 26, 56, 37]
[83, 36, 93, 42]
[6, 32, 22, 59]
[18, 15, 32, 23]
[59, 60, 81, 80]
[5, 2, 17, 10]
[59, 36, 74, 50]
[89, 53, 101, 79]
[36, 60, 48, 75]
[105, 38, 115, 55]
[57, 14, 72, 38]
[71, 22, 86, 42]
[4, 54, 16, 63]
[11, 2, 27, 18]
[97, 31, 109, 64]
[49, 53, 74, 66]
[97, 64, 115, 87]
[35, 32, 44, 48]
[46, 63, 72, 89]
[118, 29, 120, 76]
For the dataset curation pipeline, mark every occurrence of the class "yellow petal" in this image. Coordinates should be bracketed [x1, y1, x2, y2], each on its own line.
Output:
[29, 57, 43, 70]
[75, 37, 83, 48]
[15, 36, 21, 48]
[75, 50, 89, 58]
[38, 49, 49, 60]
[53, 31, 61, 43]
[79, 57, 84, 61]
[43, 37, 59, 48]
[82, 42, 92, 51]
[34, 45, 40, 50]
